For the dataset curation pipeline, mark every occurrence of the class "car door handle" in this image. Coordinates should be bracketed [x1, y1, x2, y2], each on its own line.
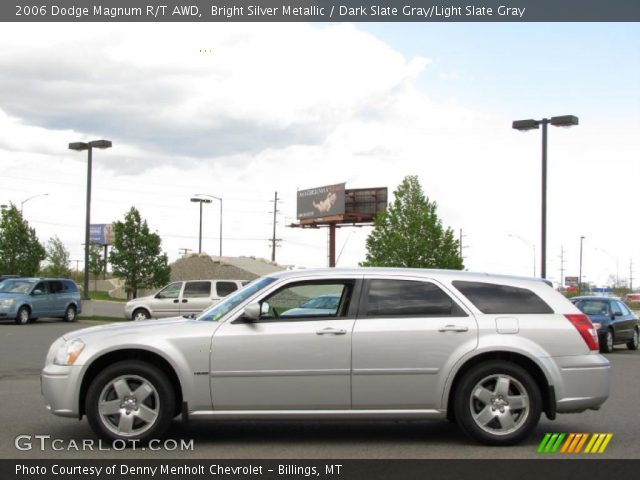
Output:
[438, 325, 469, 333]
[182, 299, 188, 303]
[316, 327, 347, 336]
[173, 299, 179, 303]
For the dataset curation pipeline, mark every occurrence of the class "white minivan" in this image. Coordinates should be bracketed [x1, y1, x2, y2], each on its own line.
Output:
[123, 279, 249, 320]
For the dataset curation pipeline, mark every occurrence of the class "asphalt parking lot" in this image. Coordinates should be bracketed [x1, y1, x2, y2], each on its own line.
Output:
[0, 319, 638, 459]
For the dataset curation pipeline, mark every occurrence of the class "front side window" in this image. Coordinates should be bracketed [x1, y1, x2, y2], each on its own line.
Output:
[156, 282, 182, 299]
[611, 301, 623, 316]
[618, 302, 632, 316]
[198, 276, 277, 322]
[34, 281, 48, 295]
[260, 282, 352, 320]
[48, 281, 63, 294]
[183, 281, 211, 298]
[364, 279, 465, 317]
[453, 281, 553, 314]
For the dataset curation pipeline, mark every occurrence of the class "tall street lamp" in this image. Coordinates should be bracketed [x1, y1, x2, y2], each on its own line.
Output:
[512, 115, 579, 279]
[190, 197, 212, 254]
[69, 140, 112, 300]
[20, 193, 49, 214]
[508, 234, 536, 277]
[578, 235, 586, 295]
[193, 193, 223, 256]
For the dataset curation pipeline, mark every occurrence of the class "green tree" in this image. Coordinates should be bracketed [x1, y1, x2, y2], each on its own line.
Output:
[0, 204, 46, 275]
[109, 207, 170, 299]
[361, 175, 464, 269]
[41, 236, 72, 277]
[88, 243, 105, 291]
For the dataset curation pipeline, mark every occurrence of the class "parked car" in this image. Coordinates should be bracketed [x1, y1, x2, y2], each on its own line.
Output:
[571, 296, 640, 353]
[0, 277, 81, 324]
[124, 279, 250, 320]
[42, 268, 609, 446]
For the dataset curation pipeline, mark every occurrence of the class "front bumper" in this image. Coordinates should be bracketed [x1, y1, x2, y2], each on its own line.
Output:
[41, 364, 83, 418]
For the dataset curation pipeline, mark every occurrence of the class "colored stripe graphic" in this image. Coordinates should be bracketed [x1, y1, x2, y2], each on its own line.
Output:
[538, 433, 612, 454]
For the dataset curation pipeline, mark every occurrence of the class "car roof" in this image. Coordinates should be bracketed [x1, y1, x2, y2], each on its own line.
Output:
[571, 296, 620, 301]
[266, 267, 551, 286]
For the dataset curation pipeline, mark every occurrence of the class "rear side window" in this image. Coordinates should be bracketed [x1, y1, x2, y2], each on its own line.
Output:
[63, 281, 78, 293]
[365, 279, 466, 317]
[216, 281, 238, 297]
[183, 281, 212, 298]
[453, 281, 553, 314]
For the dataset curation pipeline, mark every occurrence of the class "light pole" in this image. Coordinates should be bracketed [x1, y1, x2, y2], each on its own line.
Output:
[512, 115, 579, 279]
[578, 236, 586, 295]
[20, 193, 49, 214]
[192, 193, 223, 256]
[508, 234, 536, 277]
[69, 139, 112, 300]
[190, 197, 212, 254]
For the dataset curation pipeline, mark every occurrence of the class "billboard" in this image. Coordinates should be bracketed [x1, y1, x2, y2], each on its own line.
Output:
[90, 223, 115, 245]
[297, 183, 346, 220]
[565, 276, 579, 286]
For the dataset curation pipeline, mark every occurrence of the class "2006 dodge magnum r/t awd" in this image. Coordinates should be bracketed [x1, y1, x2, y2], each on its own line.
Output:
[42, 268, 610, 445]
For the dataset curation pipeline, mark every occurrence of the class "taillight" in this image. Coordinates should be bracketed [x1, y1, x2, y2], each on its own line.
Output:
[565, 313, 599, 351]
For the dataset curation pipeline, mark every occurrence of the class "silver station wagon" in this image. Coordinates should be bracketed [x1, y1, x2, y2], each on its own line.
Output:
[42, 268, 610, 445]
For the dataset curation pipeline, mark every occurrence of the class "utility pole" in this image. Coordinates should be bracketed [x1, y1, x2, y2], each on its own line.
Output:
[179, 248, 192, 256]
[459, 228, 467, 260]
[559, 245, 566, 288]
[631, 259, 634, 292]
[269, 191, 282, 262]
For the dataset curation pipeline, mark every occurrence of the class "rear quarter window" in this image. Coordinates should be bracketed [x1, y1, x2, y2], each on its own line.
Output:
[452, 281, 553, 314]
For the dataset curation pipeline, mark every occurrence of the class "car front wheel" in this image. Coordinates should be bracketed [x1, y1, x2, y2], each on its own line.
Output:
[15, 306, 30, 325]
[132, 308, 151, 321]
[454, 361, 541, 446]
[85, 360, 175, 444]
[627, 328, 639, 351]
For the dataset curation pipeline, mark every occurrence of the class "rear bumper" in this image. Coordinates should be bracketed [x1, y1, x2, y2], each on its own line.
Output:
[546, 354, 610, 413]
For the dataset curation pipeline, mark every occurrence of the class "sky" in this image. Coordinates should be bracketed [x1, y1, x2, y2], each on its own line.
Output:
[0, 22, 638, 288]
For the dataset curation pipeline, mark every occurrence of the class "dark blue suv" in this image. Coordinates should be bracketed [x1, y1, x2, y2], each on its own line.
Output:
[0, 278, 82, 325]
[571, 296, 640, 353]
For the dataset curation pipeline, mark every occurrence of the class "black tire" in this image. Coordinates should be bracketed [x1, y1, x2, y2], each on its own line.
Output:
[453, 361, 542, 446]
[63, 305, 77, 322]
[132, 308, 150, 321]
[627, 328, 639, 351]
[85, 360, 175, 444]
[15, 306, 30, 325]
[601, 329, 614, 353]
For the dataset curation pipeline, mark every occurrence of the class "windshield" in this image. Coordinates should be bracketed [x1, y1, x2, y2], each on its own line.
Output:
[0, 279, 36, 294]
[197, 276, 276, 322]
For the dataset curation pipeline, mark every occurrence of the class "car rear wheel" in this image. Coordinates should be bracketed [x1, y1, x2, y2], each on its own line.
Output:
[132, 308, 150, 321]
[85, 360, 175, 444]
[601, 329, 614, 353]
[454, 361, 541, 446]
[627, 328, 639, 351]
[15, 306, 30, 325]
[63, 305, 77, 322]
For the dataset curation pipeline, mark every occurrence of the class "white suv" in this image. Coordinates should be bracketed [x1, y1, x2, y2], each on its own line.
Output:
[123, 279, 249, 320]
[43, 268, 609, 445]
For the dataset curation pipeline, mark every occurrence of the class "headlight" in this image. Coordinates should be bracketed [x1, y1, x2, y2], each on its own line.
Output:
[0, 299, 15, 307]
[53, 339, 85, 366]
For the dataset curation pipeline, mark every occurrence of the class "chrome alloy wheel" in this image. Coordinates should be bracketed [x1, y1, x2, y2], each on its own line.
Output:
[469, 374, 530, 436]
[98, 375, 160, 437]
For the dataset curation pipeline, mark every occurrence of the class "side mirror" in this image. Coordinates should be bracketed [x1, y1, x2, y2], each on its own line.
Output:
[614, 311, 623, 317]
[32, 289, 43, 296]
[241, 303, 261, 322]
